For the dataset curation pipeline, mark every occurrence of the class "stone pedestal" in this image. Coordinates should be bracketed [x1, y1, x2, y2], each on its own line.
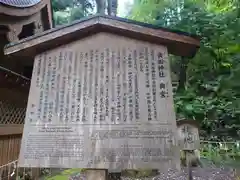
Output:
[85, 169, 107, 180]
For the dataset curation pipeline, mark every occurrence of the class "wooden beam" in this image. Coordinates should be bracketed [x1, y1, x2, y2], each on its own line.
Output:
[177, 119, 199, 129]
[0, 124, 23, 136]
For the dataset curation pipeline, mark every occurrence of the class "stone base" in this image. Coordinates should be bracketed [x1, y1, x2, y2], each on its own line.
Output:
[84, 169, 107, 180]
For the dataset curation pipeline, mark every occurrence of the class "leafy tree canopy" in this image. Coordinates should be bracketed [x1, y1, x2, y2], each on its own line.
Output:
[51, 0, 115, 26]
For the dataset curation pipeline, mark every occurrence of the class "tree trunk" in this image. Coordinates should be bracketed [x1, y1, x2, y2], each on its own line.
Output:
[96, 0, 106, 14]
[107, 0, 112, 15]
[177, 57, 189, 92]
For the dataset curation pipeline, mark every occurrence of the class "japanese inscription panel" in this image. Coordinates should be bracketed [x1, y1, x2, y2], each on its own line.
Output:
[19, 32, 180, 171]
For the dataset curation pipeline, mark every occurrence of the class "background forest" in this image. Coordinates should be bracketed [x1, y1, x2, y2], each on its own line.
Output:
[52, 0, 240, 141]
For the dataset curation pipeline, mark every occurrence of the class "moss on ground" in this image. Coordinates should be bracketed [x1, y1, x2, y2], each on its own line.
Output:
[45, 168, 83, 180]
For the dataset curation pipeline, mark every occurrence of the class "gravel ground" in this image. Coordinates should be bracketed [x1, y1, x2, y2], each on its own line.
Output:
[120, 168, 236, 180]
[65, 167, 237, 180]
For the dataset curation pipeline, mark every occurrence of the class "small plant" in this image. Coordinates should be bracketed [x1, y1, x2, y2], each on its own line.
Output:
[121, 169, 158, 178]
[45, 168, 83, 180]
[199, 141, 240, 168]
[16, 172, 33, 180]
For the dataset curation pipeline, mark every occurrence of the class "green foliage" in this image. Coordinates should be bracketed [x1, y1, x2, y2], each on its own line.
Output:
[51, 0, 93, 26]
[200, 141, 240, 167]
[52, 0, 73, 11]
[45, 168, 83, 180]
[130, 0, 240, 140]
[51, 0, 118, 26]
[53, 11, 70, 25]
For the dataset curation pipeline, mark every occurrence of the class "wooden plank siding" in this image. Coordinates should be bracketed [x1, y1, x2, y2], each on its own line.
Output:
[0, 67, 28, 166]
[0, 127, 22, 166]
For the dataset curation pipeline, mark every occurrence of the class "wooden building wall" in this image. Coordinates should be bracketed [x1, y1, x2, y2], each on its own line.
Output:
[0, 69, 29, 166]
[0, 132, 22, 166]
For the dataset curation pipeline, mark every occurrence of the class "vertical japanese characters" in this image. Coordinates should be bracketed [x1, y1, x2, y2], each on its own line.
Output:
[31, 46, 170, 124]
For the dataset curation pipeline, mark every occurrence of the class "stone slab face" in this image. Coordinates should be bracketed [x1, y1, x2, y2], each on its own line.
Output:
[19, 32, 180, 171]
[177, 123, 200, 150]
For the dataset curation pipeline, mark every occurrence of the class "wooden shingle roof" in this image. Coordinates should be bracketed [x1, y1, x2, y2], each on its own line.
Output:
[0, 0, 41, 7]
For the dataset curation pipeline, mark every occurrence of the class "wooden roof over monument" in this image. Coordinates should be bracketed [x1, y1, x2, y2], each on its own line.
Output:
[4, 15, 201, 58]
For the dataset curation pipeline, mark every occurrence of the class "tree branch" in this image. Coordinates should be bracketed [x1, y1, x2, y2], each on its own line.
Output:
[177, 57, 189, 92]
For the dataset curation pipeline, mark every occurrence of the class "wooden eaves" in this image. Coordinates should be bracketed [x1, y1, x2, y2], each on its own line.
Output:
[177, 119, 200, 129]
[4, 14, 200, 58]
[0, 124, 23, 136]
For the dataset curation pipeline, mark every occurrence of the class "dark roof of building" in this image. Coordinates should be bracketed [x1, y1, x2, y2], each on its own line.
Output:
[0, 0, 41, 7]
[4, 14, 201, 58]
[177, 119, 200, 128]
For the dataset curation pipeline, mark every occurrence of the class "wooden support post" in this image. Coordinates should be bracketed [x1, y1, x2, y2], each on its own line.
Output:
[186, 151, 193, 180]
[109, 172, 121, 180]
[31, 168, 40, 180]
[84, 169, 108, 180]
